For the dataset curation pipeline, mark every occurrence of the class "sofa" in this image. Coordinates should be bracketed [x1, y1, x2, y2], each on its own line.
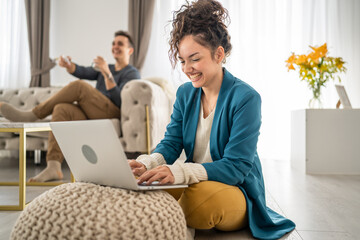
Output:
[0, 78, 173, 163]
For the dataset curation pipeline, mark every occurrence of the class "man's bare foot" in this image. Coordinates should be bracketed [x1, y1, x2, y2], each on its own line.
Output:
[29, 160, 63, 182]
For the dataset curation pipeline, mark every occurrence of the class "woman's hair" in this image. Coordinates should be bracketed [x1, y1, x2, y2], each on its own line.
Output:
[169, 0, 232, 68]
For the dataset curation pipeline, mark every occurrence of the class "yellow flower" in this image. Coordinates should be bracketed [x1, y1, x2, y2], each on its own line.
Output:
[285, 43, 346, 105]
[295, 54, 307, 65]
[285, 53, 296, 71]
[287, 64, 295, 70]
[307, 43, 327, 63]
[310, 43, 328, 58]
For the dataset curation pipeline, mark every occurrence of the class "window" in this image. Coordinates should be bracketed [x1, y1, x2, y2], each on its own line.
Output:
[0, 0, 30, 88]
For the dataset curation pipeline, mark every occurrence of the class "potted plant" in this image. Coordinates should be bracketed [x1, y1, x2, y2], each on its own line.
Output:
[286, 43, 346, 108]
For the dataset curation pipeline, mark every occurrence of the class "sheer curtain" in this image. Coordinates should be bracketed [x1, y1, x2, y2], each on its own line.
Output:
[141, 0, 185, 87]
[0, 0, 30, 88]
[141, 0, 360, 161]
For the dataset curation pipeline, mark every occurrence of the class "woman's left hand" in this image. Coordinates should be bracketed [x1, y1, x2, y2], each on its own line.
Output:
[128, 159, 147, 176]
[137, 166, 175, 185]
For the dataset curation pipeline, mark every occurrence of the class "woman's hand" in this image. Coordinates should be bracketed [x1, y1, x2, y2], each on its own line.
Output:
[137, 166, 175, 185]
[128, 160, 147, 177]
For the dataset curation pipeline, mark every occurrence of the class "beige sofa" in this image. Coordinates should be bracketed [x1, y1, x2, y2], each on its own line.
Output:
[0, 78, 173, 163]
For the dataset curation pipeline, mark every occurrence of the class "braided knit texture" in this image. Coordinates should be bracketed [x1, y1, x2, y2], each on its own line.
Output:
[11, 182, 187, 240]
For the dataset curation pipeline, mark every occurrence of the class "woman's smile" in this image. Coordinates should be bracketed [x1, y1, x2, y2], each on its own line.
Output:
[189, 73, 202, 82]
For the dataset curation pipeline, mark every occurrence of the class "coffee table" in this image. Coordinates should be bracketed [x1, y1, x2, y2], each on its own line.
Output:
[0, 122, 74, 211]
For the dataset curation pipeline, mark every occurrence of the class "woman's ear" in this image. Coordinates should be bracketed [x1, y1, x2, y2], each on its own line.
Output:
[215, 46, 225, 64]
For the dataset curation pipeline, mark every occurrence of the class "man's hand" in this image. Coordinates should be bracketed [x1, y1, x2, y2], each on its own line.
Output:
[58, 55, 75, 73]
[137, 166, 175, 185]
[92, 56, 110, 74]
[128, 160, 147, 177]
[93, 56, 116, 90]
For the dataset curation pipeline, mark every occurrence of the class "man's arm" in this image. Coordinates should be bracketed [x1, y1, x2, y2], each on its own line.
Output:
[58, 55, 100, 80]
[92, 56, 116, 90]
[103, 69, 116, 90]
[107, 67, 140, 107]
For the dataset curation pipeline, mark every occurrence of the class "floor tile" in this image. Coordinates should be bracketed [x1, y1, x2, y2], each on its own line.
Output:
[297, 230, 353, 240]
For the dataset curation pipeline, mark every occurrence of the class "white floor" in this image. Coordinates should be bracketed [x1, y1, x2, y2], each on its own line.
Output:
[1, 155, 359, 240]
[261, 159, 359, 240]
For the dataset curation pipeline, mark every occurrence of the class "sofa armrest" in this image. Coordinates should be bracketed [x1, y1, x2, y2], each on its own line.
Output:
[120, 79, 172, 153]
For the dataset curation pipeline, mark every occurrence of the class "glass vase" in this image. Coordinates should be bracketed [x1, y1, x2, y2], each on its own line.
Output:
[308, 97, 323, 109]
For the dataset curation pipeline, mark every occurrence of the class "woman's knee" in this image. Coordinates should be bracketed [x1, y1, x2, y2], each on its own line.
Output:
[179, 181, 247, 231]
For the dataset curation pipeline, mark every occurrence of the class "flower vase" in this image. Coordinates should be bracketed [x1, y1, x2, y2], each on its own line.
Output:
[308, 97, 323, 109]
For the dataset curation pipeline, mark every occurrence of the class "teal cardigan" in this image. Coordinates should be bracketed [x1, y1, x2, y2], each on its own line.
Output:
[153, 69, 295, 239]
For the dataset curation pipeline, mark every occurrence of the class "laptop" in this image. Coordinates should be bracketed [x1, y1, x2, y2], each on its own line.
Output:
[50, 119, 188, 190]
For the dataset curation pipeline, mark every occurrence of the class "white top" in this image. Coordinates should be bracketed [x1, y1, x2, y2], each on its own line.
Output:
[137, 102, 215, 184]
[192, 105, 214, 164]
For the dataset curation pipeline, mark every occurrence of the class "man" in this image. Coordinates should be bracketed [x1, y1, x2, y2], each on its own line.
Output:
[0, 30, 140, 182]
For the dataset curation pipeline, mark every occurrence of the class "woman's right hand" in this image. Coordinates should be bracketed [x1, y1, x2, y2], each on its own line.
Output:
[128, 160, 147, 177]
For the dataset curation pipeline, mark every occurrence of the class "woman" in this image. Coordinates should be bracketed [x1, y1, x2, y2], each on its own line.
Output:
[129, 0, 295, 239]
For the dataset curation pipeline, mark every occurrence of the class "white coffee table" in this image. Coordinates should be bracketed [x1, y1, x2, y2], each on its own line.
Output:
[0, 122, 73, 211]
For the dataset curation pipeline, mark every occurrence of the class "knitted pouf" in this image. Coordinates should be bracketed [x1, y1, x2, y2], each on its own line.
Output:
[11, 182, 187, 240]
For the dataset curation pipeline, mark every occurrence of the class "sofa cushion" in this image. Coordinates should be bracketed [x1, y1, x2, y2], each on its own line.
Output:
[0, 87, 61, 116]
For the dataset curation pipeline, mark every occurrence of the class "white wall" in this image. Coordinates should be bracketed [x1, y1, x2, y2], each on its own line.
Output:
[49, 0, 128, 86]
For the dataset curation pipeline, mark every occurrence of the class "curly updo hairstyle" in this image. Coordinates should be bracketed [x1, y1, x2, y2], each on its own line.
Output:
[169, 0, 232, 68]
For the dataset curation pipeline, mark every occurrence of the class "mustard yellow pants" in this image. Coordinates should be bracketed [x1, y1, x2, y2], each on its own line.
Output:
[32, 80, 120, 163]
[165, 181, 247, 231]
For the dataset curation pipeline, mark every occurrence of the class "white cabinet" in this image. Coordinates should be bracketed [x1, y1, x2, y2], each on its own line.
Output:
[291, 109, 360, 174]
